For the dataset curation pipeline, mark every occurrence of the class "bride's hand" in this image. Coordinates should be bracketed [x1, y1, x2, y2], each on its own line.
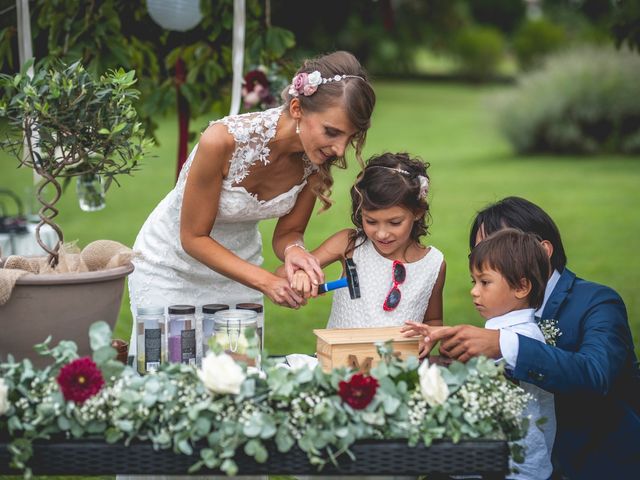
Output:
[284, 245, 324, 290]
[263, 275, 307, 309]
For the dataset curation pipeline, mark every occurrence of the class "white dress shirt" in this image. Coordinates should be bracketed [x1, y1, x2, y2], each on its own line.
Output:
[498, 270, 561, 368]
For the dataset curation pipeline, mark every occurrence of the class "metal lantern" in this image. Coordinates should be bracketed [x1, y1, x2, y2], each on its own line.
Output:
[147, 0, 203, 32]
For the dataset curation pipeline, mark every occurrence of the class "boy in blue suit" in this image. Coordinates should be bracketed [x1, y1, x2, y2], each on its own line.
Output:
[423, 197, 640, 479]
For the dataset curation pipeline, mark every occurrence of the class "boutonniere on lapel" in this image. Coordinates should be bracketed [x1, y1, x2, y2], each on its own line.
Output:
[538, 319, 562, 346]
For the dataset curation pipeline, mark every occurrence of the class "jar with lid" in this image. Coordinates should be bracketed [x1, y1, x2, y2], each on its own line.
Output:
[135, 306, 165, 374]
[236, 303, 264, 346]
[213, 309, 261, 366]
[167, 304, 197, 366]
[202, 304, 229, 355]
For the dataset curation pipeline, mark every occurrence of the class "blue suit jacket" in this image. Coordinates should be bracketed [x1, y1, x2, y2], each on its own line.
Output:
[513, 268, 640, 479]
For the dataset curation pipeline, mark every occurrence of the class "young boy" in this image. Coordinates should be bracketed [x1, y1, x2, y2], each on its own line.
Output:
[403, 228, 556, 480]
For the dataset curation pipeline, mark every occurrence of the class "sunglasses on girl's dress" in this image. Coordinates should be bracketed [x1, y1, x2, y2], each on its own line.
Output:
[383, 260, 406, 311]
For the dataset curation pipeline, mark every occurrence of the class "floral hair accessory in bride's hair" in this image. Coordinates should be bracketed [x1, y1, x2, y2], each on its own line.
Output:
[288, 70, 365, 97]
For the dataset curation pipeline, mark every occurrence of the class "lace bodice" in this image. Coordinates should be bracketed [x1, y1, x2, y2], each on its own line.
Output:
[128, 107, 317, 355]
[327, 240, 444, 328]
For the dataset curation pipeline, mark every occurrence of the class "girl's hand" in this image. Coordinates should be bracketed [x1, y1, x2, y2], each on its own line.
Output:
[401, 321, 447, 359]
[284, 245, 324, 288]
[291, 270, 313, 297]
[262, 275, 306, 309]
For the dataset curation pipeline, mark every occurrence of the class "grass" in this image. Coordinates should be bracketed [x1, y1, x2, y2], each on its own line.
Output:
[1, 80, 639, 363]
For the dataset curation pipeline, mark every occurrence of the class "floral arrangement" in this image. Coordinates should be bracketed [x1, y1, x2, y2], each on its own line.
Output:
[241, 64, 288, 111]
[539, 319, 562, 346]
[0, 323, 531, 477]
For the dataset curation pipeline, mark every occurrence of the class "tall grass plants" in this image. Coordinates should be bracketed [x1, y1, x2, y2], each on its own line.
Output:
[495, 46, 640, 154]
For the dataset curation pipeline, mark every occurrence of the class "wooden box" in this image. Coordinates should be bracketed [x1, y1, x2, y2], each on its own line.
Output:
[314, 326, 419, 373]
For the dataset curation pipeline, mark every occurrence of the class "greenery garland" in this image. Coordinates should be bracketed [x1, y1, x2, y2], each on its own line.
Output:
[0, 322, 530, 477]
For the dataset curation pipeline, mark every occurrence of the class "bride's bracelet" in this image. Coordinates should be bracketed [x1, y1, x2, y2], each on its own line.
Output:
[283, 242, 306, 256]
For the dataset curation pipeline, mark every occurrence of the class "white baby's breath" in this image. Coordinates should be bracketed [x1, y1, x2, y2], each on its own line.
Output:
[0, 377, 9, 415]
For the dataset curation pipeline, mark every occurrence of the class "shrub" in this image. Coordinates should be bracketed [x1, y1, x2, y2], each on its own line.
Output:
[450, 25, 505, 79]
[494, 46, 640, 154]
[513, 18, 566, 70]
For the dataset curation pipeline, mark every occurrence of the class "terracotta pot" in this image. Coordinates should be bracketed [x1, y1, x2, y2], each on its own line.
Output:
[0, 263, 133, 367]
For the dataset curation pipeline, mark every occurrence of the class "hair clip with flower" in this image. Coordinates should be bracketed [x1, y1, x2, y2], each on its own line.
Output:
[288, 70, 365, 97]
[418, 175, 429, 200]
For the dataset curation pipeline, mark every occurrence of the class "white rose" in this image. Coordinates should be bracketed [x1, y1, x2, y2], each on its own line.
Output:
[0, 378, 9, 415]
[307, 70, 322, 87]
[198, 352, 246, 395]
[418, 360, 449, 407]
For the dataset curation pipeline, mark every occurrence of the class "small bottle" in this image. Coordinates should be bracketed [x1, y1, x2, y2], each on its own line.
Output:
[136, 306, 165, 374]
[236, 303, 264, 347]
[202, 304, 230, 355]
[167, 304, 197, 366]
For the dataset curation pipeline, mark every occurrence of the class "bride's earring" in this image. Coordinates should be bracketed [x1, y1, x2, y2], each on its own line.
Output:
[295, 120, 300, 135]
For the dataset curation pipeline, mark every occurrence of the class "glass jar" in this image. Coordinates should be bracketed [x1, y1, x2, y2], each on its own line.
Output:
[235, 303, 264, 346]
[202, 304, 229, 355]
[167, 304, 197, 366]
[213, 309, 261, 366]
[136, 306, 166, 374]
[76, 173, 106, 212]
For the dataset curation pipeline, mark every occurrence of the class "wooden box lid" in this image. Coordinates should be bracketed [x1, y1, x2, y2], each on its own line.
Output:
[313, 326, 416, 345]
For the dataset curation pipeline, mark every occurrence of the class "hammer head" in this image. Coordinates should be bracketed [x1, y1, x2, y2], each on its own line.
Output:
[345, 258, 360, 299]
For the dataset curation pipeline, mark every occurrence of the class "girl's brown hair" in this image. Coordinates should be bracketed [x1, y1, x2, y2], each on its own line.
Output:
[348, 152, 431, 256]
[282, 51, 376, 211]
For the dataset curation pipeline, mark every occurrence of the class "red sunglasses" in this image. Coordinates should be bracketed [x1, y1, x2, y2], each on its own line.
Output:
[383, 260, 406, 311]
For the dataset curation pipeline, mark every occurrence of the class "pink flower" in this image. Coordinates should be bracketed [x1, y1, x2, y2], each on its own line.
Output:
[291, 72, 308, 96]
[56, 357, 105, 404]
[303, 84, 318, 96]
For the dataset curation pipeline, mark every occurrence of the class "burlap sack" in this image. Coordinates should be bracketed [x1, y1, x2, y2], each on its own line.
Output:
[0, 239, 134, 305]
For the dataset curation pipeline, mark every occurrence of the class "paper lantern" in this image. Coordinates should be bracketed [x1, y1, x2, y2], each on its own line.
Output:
[147, 0, 203, 32]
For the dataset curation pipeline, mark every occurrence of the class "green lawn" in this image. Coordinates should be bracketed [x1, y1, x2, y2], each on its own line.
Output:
[1, 80, 639, 359]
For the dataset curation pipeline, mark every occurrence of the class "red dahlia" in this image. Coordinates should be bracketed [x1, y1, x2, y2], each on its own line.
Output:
[338, 373, 379, 410]
[56, 357, 105, 404]
[243, 70, 270, 92]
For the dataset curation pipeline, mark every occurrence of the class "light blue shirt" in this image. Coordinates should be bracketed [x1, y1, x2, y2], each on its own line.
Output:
[499, 270, 561, 368]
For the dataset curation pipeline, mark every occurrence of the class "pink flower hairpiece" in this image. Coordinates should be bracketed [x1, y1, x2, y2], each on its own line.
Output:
[288, 70, 365, 97]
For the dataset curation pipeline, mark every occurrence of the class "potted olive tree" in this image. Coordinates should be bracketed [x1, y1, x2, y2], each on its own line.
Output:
[0, 60, 152, 364]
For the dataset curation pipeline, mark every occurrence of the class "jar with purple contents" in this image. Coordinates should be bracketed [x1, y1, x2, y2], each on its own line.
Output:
[167, 304, 197, 366]
[202, 303, 229, 355]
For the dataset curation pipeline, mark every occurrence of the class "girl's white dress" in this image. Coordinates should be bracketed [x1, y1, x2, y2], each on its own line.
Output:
[127, 105, 316, 356]
[328, 239, 444, 328]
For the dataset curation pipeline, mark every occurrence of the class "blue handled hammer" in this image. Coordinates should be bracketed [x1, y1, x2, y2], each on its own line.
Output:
[317, 258, 360, 299]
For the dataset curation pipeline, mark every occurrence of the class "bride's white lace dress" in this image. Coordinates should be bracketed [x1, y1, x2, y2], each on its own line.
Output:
[127, 106, 316, 356]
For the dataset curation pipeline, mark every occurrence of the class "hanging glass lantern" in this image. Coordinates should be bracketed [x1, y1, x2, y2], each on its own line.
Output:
[147, 0, 203, 32]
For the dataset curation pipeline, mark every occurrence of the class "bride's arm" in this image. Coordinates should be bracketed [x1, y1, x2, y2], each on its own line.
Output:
[180, 124, 303, 308]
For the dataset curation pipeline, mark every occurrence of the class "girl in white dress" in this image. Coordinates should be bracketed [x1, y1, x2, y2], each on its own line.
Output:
[127, 51, 376, 359]
[284, 152, 446, 329]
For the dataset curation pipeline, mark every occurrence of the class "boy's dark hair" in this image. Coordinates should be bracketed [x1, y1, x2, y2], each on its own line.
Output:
[349, 152, 431, 254]
[469, 228, 550, 309]
[469, 196, 567, 272]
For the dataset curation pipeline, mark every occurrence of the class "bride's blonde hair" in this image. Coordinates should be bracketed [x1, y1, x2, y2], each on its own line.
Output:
[281, 51, 376, 212]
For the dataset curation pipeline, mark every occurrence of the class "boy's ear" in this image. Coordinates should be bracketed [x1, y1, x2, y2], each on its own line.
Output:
[515, 278, 532, 300]
[540, 240, 553, 260]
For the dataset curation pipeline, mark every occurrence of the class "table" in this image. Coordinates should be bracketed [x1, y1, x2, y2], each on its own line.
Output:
[0, 438, 509, 478]
[0, 222, 58, 257]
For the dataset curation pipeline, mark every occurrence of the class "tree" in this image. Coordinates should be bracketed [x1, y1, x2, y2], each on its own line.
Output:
[0, 0, 295, 177]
